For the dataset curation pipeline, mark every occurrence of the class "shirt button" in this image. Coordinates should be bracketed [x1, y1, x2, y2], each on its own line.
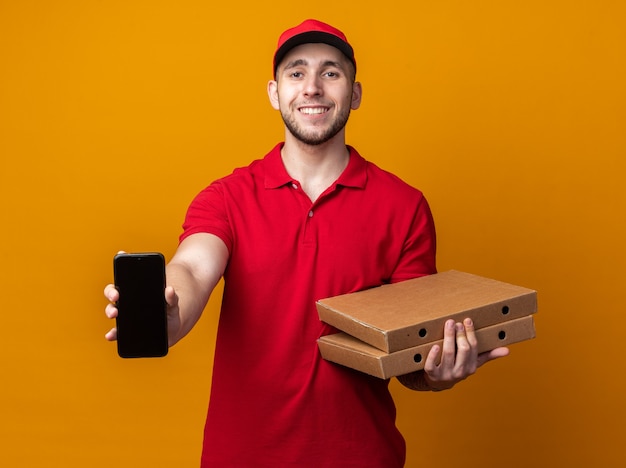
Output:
[292, 183, 298, 189]
[308, 210, 314, 218]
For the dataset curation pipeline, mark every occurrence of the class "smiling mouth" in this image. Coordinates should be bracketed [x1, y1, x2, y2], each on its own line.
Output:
[299, 107, 329, 115]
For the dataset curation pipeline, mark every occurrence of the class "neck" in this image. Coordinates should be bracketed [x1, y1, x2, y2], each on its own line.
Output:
[280, 134, 350, 202]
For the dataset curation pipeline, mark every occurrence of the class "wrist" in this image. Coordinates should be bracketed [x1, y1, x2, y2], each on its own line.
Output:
[423, 372, 457, 392]
[397, 371, 441, 392]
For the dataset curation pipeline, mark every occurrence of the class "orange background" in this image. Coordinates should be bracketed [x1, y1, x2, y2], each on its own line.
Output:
[1, 1, 624, 466]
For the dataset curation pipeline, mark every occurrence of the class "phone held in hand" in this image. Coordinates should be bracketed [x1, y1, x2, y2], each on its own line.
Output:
[113, 252, 169, 358]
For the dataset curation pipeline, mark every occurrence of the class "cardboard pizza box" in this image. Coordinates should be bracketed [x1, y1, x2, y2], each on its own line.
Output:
[316, 270, 537, 353]
[318, 315, 536, 379]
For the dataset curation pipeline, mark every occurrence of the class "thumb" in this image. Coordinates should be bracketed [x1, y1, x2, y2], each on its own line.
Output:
[164, 285, 179, 308]
[477, 347, 510, 368]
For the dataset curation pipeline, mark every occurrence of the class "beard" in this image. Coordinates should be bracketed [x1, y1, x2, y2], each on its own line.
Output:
[280, 105, 351, 146]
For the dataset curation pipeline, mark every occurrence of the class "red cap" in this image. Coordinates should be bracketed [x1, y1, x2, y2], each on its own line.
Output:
[273, 19, 356, 78]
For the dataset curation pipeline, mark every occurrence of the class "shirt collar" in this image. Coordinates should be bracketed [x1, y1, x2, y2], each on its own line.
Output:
[336, 146, 367, 189]
[263, 143, 367, 190]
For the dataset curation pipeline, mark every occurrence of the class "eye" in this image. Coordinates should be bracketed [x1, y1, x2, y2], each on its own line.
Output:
[290, 71, 303, 78]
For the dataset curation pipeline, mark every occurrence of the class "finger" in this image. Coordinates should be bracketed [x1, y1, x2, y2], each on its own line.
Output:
[105, 303, 118, 319]
[459, 317, 478, 366]
[104, 327, 118, 341]
[463, 318, 478, 349]
[424, 344, 441, 374]
[104, 284, 119, 303]
[439, 319, 457, 368]
[455, 321, 470, 351]
[452, 321, 474, 371]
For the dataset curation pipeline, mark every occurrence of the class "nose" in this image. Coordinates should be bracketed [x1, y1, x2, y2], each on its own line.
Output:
[302, 74, 322, 97]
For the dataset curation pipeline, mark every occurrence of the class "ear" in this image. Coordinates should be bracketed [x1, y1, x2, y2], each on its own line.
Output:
[267, 80, 280, 110]
[351, 81, 362, 110]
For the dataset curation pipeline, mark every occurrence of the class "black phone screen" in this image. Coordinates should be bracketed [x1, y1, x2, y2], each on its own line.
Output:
[114, 253, 168, 358]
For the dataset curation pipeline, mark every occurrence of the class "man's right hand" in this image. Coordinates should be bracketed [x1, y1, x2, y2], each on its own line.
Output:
[103, 234, 229, 348]
[103, 283, 182, 347]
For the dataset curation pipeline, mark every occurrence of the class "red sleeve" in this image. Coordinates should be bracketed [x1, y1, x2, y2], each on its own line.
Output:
[389, 194, 437, 283]
[179, 180, 234, 252]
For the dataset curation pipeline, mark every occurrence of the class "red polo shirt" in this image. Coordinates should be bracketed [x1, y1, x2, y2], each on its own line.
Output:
[181, 143, 436, 467]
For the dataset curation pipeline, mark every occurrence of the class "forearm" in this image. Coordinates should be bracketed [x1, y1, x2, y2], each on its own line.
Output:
[165, 234, 229, 345]
[166, 262, 214, 344]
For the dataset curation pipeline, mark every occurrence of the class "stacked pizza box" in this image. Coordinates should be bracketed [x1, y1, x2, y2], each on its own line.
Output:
[316, 270, 537, 379]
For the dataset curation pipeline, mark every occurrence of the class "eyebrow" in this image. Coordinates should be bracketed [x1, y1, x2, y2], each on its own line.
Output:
[283, 59, 308, 71]
[282, 59, 345, 72]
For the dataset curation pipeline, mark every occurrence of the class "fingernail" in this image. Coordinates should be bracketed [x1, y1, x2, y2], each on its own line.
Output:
[465, 318, 473, 326]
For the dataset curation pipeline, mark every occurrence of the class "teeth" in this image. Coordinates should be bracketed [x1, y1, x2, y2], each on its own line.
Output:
[300, 107, 327, 115]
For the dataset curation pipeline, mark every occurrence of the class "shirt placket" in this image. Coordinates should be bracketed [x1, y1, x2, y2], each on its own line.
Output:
[289, 181, 323, 248]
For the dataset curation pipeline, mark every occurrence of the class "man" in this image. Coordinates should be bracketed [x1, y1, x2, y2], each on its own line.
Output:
[104, 19, 508, 467]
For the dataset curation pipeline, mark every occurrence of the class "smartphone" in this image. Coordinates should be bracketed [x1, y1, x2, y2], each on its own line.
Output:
[113, 252, 168, 358]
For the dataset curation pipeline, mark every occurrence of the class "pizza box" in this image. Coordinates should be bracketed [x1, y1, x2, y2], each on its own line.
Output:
[316, 270, 537, 353]
[318, 315, 536, 379]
